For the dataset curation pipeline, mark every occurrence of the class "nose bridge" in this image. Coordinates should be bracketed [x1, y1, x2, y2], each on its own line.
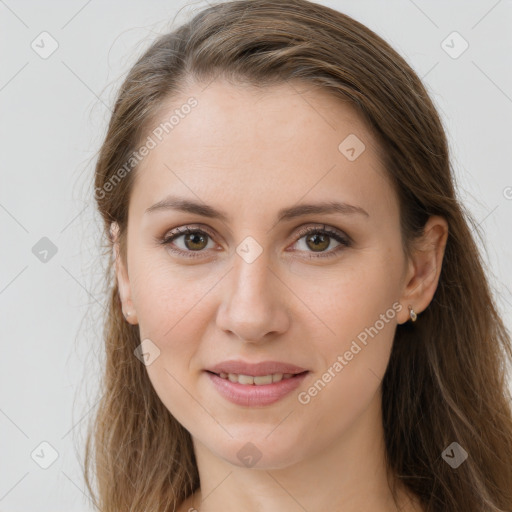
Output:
[231, 236, 275, 308]
[229, 223, 274, 298]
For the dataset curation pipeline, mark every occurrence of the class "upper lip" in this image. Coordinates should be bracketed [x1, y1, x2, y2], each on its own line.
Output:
[206, 360, 308, 376]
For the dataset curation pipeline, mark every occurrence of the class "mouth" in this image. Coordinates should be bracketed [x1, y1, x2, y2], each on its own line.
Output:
[205, 370, 308, 385]
[204, 369, 310, 407]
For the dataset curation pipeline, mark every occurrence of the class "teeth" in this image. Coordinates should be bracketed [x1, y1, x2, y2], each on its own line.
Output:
[217, 372, 297, 385]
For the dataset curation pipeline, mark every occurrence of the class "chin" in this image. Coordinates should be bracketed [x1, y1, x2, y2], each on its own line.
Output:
[210, 431, 309, 470]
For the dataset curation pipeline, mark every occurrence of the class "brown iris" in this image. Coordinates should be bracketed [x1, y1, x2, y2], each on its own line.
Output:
[184, 232, 208, 251]
[305, 232, 330, 252]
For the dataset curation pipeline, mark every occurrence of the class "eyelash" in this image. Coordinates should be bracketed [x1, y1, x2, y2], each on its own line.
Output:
[159, 224, 351, 260]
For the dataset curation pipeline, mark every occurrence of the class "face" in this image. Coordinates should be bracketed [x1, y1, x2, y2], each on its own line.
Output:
[115, 78, 414, 469]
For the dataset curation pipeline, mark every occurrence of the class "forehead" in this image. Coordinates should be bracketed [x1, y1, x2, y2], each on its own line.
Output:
[129, 78, 395, 224]
[150, 78, 373, 152]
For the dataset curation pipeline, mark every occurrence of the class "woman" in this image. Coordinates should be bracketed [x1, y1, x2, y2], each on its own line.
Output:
[85, 1, 512, 510]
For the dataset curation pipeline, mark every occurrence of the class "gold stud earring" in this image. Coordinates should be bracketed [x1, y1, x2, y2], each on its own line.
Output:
[408, 305, 417, 322]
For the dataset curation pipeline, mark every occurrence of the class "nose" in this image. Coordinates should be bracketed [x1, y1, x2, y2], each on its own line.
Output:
[215, 247, 290, 344]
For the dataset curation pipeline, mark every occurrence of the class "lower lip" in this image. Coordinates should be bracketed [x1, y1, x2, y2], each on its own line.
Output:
[205, 371, 309, 407]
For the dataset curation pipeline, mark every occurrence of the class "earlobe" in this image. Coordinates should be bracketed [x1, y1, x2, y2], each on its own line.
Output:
[110, 221, 138, 325]
[397, 215, 448, 324]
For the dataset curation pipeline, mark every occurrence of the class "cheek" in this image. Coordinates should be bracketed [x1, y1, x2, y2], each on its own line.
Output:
[289, 244, 402, 343]
[129, 252, 214, 342]
[128, 262, 204, 413]
[293, 291, 399, 455]
[135, 267, 211, 432]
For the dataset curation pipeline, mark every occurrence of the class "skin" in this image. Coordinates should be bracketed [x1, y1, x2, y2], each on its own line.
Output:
[112, 78, 448, 512]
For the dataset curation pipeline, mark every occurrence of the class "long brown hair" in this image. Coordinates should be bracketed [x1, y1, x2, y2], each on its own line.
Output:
[84, 1, 512, 510]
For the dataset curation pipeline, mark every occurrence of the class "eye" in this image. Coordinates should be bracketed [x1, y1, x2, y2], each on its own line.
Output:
[159, 224, 351, 259]
[160, 226, 217, 259]
[289, 224, 351, 259]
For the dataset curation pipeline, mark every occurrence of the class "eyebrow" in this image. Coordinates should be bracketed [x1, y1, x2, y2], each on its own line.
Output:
[144, 195, 369, 222]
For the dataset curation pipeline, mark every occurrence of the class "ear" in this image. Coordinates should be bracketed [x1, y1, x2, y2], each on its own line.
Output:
[110, 221, 138, 325]
[397, 215, 448, 325]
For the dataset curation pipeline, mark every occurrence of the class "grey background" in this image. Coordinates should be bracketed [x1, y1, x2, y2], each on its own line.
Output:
[1, 1, 511, 510]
